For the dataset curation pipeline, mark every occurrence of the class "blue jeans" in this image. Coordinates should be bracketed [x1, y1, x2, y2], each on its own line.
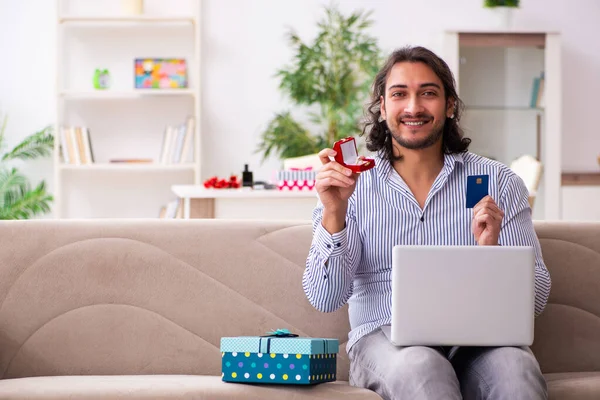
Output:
[348, 328, 548, 400]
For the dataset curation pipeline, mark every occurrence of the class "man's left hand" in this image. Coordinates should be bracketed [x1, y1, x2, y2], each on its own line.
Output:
[472, 196, 505, 246]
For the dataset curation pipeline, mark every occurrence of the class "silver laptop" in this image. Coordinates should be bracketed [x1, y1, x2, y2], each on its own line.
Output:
[385, 245, 535, 347]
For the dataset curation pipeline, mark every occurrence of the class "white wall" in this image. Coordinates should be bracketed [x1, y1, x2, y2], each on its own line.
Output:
[0, 0, 56, 198]
[201, 0, 600, 179]
[1, 0, 599, 216]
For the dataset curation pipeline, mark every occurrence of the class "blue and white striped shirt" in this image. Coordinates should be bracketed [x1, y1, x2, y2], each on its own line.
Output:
[303, 151, 551, 352]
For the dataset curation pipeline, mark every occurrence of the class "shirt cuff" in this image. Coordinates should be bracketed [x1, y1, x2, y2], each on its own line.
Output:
[314, 221, 348, 258]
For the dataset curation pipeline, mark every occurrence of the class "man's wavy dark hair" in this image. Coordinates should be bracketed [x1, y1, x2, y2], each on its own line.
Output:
[361, 46, 471, 161]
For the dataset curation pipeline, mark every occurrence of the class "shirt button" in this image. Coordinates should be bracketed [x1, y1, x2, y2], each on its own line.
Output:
[326, 244, 331, 248]
[335, 243, 341, 247]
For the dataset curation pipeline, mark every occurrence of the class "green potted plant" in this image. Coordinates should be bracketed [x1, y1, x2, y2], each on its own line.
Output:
[257, 4, 383, 162]
[0, 113, 54, 219]
[484, 0, 520, 6]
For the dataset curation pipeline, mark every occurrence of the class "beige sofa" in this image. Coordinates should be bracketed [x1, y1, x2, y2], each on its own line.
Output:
[0, 219, 598, 399]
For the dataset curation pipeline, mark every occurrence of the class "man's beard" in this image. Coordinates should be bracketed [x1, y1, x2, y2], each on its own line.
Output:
[389, 118, 444, 150]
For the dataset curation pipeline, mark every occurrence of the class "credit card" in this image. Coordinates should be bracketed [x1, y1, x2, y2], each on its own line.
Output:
[466, 175, 489, 208]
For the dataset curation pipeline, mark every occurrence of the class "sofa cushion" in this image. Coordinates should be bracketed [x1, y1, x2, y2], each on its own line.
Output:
[532, 223, 600, 374]
[546, 372, 600, 400]
[0, 375, 382, 400]
[0, 220, 352, 381]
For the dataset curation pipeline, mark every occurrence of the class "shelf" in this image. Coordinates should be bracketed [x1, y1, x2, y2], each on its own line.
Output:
[458, 32, 546, 48]
[464, 106, 544, 111]
[562, 173, 600, 186]
[447, 28, 561, 35]
[60, 163, 196, 172]
[58, 16, 196, 25]
[59, 89, 196, 99]
[55, 2, 201, 219]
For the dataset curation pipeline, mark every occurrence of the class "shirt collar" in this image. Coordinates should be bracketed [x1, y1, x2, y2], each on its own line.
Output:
[443, 151, 464, 174]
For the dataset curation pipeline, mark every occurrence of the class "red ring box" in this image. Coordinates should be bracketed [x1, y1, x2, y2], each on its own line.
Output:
[332, 137, 375, 173]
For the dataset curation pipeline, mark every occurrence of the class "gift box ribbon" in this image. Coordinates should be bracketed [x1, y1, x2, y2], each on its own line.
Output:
[257, 329, 332, 354]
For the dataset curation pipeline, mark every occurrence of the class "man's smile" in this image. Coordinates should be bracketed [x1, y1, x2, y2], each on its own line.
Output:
[399, 118, 432, 128]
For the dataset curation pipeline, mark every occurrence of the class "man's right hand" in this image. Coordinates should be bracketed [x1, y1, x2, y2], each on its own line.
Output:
[315, 148, 359, 234]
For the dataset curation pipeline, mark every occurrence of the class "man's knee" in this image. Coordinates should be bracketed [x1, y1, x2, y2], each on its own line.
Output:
[391, 346, 456, 382]
[384, 347, 460, 399]
[351, 344, 461, 400]
[485, 347, 543, 379]
[466, 347, 547, 400]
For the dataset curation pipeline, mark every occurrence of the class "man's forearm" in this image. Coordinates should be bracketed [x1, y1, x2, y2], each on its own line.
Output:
[321, 206, 347, 235]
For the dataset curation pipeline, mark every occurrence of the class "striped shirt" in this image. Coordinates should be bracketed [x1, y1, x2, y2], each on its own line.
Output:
[302, 151, 551, 352]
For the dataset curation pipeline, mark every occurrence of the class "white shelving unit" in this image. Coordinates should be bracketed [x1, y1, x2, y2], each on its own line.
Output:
[58, 16, 197, 24]
[59, 164, 197, 172]
[59, 89, 197, 99]
[54, 0, 201, 218]
[444, 30, 562, 221]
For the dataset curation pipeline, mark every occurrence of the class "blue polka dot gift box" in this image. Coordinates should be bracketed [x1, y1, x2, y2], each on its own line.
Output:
[220, 329, 339, 385]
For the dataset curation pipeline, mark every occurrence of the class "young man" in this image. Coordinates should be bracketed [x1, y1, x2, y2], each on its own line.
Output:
[303, 46, 551, 400]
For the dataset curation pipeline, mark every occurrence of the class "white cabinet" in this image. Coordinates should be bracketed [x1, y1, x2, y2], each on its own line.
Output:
[444, 31, 562, 221]
[172, 186, 319, 221]
[561, 186, 600, 221]
[54, 0, 200, 218]
[561, 174, 600, 221]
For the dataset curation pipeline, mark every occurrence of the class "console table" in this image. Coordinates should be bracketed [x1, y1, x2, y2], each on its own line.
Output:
[561, 173, 600, 221]
[171, 185, 318, 220]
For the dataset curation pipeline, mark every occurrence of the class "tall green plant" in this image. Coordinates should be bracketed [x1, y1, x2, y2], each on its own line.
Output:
[0, 114, 54, 219]
[257, 4, 383, 161]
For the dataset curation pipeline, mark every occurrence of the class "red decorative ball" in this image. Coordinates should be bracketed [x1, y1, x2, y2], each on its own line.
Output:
[203, 175, 240, 189]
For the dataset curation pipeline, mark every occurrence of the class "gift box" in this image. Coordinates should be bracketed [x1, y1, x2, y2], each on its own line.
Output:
[220, 330, 338, 385]
[276, 169, 317, 191]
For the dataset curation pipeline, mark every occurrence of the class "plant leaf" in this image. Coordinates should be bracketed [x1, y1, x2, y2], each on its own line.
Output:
[256, 112, 320, 162]
[0, 117, 54, 219]
[0, 179, 53, 220]
[2, 125, 54, 161]
[0, 167, 28, 209]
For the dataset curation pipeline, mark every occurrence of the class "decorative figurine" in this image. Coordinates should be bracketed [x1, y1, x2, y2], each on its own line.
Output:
[93, 69, 111, 90]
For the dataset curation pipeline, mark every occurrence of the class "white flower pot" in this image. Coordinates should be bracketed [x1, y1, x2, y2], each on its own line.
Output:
[490, 6, 516, 29]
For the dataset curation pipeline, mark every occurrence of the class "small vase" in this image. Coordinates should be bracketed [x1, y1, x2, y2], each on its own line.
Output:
[121, 0, 144, 15]
[490, 6, 516, 29]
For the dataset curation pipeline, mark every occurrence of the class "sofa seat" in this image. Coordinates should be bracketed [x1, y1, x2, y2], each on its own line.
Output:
[0, 375, 382, 400]
[4, 373, 599, 400]
[546, 372, 600, 400]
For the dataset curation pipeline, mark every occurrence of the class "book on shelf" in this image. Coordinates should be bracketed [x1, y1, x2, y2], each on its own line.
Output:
[60, 126, 94, 165]
[530, 72, 545, 109]
[159, 116, 195, 165]
[60, 117, 194, 166]
[159, 199, 183, 219]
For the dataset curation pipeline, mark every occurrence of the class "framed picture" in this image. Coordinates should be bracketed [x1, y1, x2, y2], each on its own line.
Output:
[134, 58, 188, 89]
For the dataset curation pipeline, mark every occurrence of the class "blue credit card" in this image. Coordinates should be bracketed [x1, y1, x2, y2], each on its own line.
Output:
[466, 175, 489, 208]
